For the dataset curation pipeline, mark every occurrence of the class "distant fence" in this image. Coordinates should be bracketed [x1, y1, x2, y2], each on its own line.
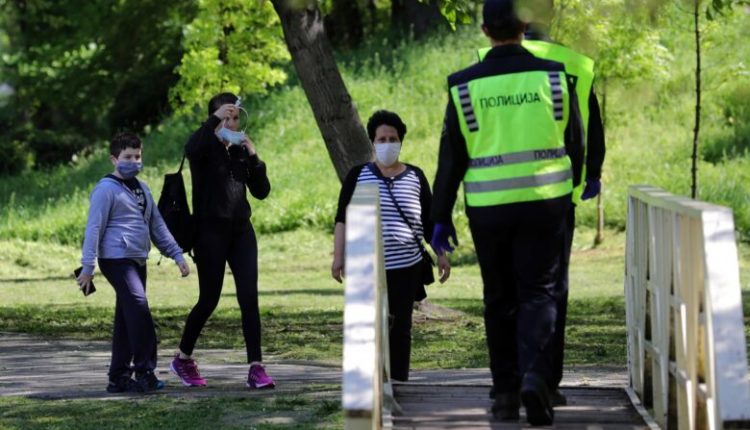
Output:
[625, 185, 750, 429]
[342, 183, 398, 430]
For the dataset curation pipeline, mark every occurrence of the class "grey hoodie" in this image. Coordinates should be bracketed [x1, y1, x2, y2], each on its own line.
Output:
[81, 176, 186, 275]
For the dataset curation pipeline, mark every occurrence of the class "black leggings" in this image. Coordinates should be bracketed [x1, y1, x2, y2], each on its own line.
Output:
[386, 263, 422, 382]
[179, 223, 262, 363]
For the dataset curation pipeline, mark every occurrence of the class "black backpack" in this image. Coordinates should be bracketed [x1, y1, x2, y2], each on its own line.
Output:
[157, 153, 194, 254]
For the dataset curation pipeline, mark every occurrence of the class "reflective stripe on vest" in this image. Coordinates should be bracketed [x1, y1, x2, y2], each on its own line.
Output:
[464, 169, 572, 193]
[469, 147, 567, 168]
[450, 70, 573, 207]
[457, 83, 479, 132]
[478, 42, 595, 204]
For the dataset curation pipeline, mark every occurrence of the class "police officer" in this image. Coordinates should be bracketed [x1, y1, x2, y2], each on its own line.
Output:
[430, 0, 584, 425]
[478, 1, 606, 407]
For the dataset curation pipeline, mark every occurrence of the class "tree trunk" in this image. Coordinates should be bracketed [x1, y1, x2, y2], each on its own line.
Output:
[691, 0, 701, 200]
[271, 0, 372, 182]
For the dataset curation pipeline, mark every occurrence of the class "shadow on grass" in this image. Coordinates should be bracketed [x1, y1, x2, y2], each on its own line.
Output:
[0, 393, 342, 430]
[0, 304, 344, 363]
[0, 275, 74, 284]
[0, 294, 667, 368]
[433, 296, 630, 366]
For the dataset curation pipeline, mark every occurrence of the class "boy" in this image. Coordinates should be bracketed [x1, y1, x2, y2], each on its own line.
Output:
[77, 131, 190, 393]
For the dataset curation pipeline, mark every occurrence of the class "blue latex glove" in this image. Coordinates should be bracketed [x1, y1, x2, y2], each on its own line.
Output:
[581, 178, 601, 200]
[431, 222, 459, 255]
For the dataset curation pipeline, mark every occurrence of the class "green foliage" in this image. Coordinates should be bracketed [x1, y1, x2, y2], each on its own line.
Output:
[1, 9, 750, 241]
[701, 78, 750, 163]
[169, 0, 289, 116]
[706, 0, 750, 19]
[552, 0, 672, 85]
[432, 0, 479, 29]
[0, 0, 197, 174]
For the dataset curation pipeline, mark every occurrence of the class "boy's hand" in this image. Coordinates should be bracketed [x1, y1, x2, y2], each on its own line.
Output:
[177, 261, 190, 277]
[77, 273, 93, 293]
[213, 104, 237, 121]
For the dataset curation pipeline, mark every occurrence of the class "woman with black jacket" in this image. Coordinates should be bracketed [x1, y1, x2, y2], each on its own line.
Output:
[170, 92, 274, 389]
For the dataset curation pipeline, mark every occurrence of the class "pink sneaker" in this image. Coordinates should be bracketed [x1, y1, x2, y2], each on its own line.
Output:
[170, 354, 207, 387]
[246, 364, 275, 389]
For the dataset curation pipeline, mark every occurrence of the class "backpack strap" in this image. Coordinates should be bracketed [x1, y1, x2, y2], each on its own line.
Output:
[178, 152, 186, 173]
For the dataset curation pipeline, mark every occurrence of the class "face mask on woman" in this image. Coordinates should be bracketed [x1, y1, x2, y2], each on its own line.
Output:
[116, 161, 143, 179]
[375, 142, 401, 167]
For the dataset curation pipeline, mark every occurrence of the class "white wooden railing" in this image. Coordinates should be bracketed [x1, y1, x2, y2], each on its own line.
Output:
[342, 183, 398, 430]
[625, 185, 750, 429]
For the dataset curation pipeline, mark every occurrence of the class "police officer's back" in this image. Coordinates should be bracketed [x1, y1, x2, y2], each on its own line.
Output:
[430, 0, 584, 425]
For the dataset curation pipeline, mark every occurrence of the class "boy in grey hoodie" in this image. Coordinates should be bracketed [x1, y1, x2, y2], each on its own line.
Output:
[77, 132, 190, 393]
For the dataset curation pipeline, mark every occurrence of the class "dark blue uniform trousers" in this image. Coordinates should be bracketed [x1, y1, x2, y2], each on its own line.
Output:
[547, 206, 576, 389]
[469, 198, 569, 394]
[98, 258, 157, 380]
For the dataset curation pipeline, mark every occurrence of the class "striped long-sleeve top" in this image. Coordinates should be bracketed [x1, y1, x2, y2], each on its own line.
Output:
[335, 163, 433, 270]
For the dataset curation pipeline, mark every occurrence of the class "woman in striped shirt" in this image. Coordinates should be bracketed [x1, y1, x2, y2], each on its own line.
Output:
[332, 110, 451, 381]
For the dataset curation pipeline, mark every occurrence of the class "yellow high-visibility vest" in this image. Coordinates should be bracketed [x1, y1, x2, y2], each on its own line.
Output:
[450, 69, 573, 207]
[478, 42, 594, 203]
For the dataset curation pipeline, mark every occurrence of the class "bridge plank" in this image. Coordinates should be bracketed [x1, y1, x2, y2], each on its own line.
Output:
[393, 385, 649, 429]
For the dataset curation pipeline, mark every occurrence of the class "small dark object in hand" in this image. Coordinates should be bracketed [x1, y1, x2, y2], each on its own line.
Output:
[73, 266, 96, 296]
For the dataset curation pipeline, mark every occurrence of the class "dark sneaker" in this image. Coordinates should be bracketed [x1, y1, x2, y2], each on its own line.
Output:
[491, 392, 520, 421]
[170, 354, 207, 387]
[246, 364, 275, 389]
[135, 371, 165, 393]
[106, 376, 137, 393]
[521, 373, 554, 426]
[550, 388, 567, 407]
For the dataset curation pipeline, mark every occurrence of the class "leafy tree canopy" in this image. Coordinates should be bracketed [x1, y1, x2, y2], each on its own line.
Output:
[169, 0, 289, 117]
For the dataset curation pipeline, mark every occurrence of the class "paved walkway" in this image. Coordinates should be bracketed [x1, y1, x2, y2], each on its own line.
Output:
[0, 332, 630, 400]
[1, 332, 649, 429]
[0, 332, 341, 399]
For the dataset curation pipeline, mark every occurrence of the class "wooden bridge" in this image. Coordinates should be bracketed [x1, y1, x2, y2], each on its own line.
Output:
[341, 184, 750, 429]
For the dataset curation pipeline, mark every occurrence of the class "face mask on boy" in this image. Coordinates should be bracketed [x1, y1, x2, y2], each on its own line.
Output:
[375, 142, 401, 167]
[117, 161, 143, 179]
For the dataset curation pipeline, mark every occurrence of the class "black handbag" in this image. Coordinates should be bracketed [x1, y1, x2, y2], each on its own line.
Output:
[157, 153, 194, 254]
[379, 166, 435, 287]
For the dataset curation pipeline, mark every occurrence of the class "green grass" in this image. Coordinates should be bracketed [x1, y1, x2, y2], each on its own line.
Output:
[0, 390, 342, 430]
[1, 226, 747, 368]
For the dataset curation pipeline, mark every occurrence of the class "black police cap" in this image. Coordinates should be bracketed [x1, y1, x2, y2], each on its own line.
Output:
[482, 0, 516, 25]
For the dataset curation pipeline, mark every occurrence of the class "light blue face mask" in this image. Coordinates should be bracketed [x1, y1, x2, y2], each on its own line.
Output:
[116, 161, 143, 179]
[216, 127, 246, 145]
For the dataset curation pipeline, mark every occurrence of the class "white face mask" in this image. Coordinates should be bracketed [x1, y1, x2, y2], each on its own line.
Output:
[375, 142, 401, 167]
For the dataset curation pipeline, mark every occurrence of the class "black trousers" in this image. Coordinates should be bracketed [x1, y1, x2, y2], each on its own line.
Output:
[98, 258, 156, 380]
[469, 198, 568, 393]
[386, 263, 422, 382]
[179, 222, 262, 363]
[547, 206, 575, 389]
